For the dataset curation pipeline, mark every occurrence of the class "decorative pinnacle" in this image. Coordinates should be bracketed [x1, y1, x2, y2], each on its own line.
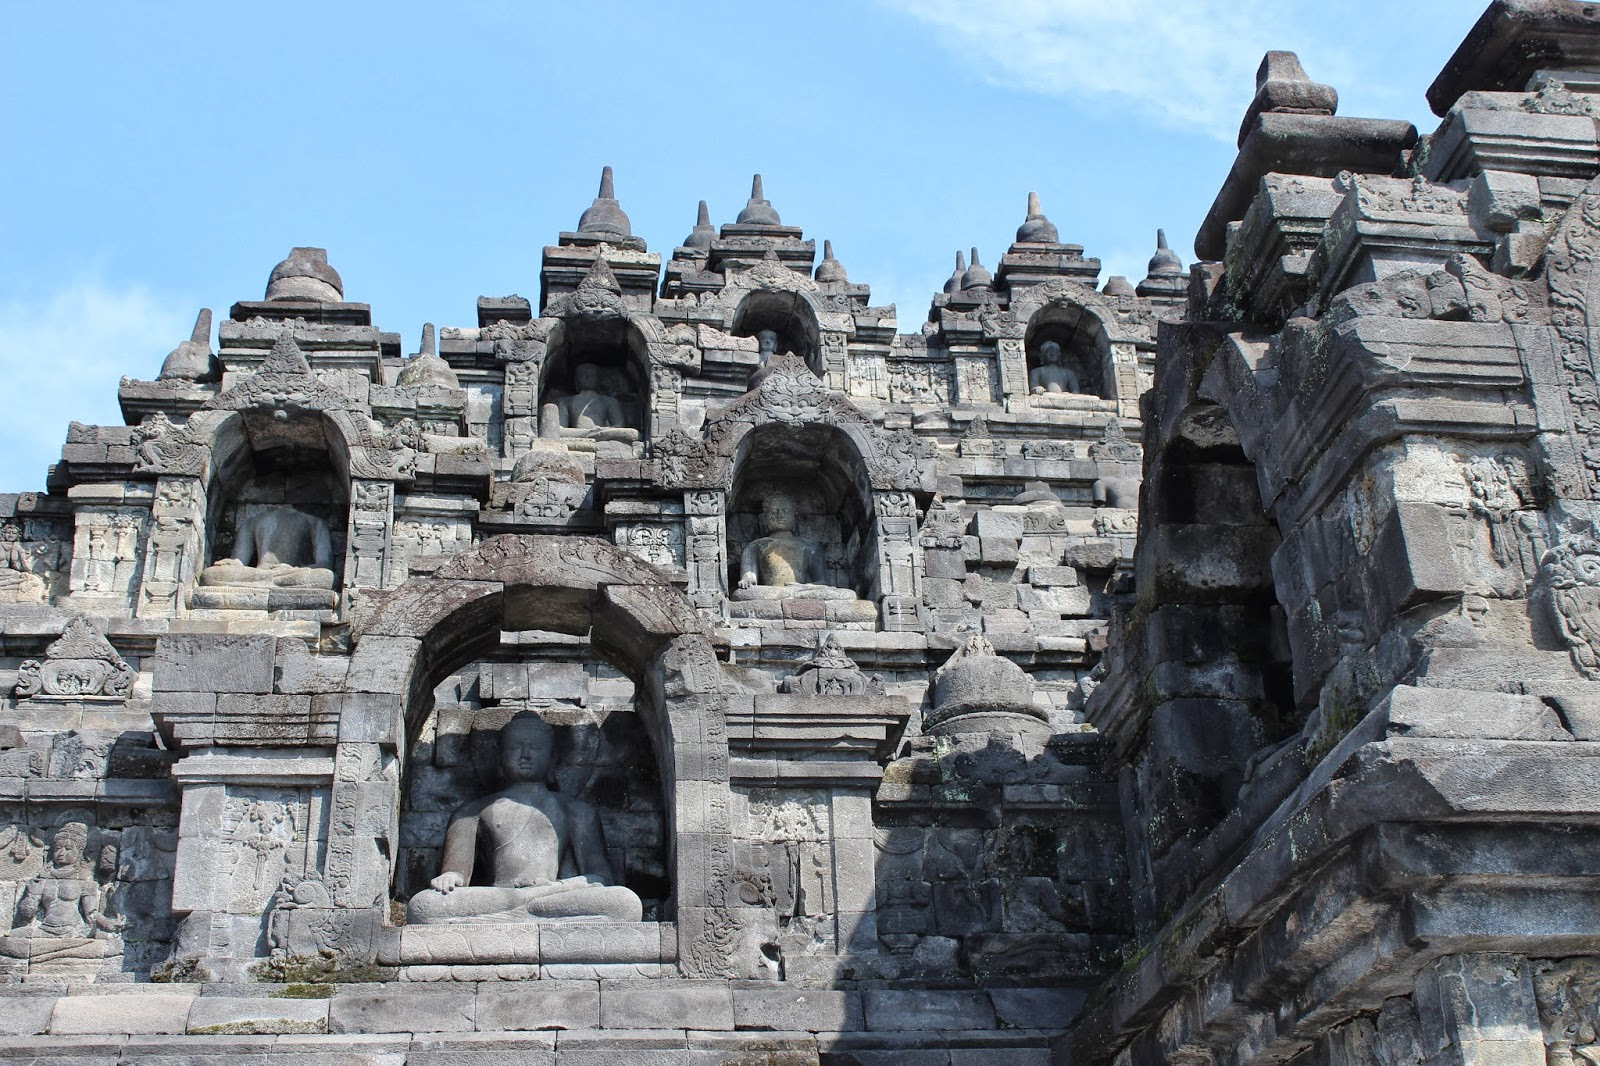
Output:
[421, 322, 436, 357]
[736, 173, 782, 226]
[1016, 190, 1060, 244]
[815, 239, 848, 283]
[190, 308, 212, 344]
[1158, 229, 1170, 250]
[683, 199, 717, 249]
[576, 165, 632, 237]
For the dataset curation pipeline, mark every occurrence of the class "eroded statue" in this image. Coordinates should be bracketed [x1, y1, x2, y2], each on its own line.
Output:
[541, 363, 638, 443]
[0, 822, 121, 962]
[733, 493, 854, 601]
[407, 712, 642, 925]
[0, 524, 45, 605]
[1029, 341, 1082, 396]
[199, 505, 336, 590]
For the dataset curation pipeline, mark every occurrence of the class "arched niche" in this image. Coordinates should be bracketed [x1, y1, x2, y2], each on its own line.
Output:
[398, 637, 668, 919]
[732, 289, 821, 379]
[726, 423, 874, 597]
[348, 535, 739, 977]
[188, 408, 352, 611]
[1023, 301, 1114, 400]
[536, 317, 648, 443]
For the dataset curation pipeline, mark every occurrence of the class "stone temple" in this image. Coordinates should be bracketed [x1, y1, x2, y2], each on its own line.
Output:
[11, 2, 1600, 1062]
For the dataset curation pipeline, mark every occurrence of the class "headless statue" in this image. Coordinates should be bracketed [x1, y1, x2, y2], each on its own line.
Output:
[407, 712, 643, 925]
[1029, 340, 1081, 395]
[199, 505, 335, 589]
[542, 363, 637, 442]
[733, 493, 854, 601]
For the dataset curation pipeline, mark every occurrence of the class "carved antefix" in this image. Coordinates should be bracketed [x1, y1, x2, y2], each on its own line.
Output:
[779, 634, 883, 696]
[14, 615, 135, 700]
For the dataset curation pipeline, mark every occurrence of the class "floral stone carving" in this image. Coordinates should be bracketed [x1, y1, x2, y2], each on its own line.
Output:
[14, 615, 135, 700]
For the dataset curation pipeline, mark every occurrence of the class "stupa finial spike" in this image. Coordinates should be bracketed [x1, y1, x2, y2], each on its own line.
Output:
[598, 165, 615, 199]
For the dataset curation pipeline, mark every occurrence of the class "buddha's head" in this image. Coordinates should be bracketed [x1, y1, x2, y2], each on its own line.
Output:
[573, 363, 602, 393]
[757, 330, 779, 357]
[1039, 340, 1062, 365]
[762, 493, 798, 533]
[499, 712, 555, 785]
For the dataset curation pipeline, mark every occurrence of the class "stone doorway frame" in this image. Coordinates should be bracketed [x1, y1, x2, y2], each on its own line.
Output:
[345, 534, 740, 977]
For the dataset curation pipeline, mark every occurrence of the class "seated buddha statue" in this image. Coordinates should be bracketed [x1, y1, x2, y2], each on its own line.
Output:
[407, 712, 643, 925]
[732, 493, 855, 602]
[541, 363, 639, 443]
[1029, 340, 1082, 395]
[198, 505, 336, 590]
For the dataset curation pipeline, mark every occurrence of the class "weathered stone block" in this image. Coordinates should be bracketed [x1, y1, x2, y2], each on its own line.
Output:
[475, 983, 601, 1031]
[328, 986, 475, 1034]
[862, 989, 995, 1031]
[187, 996, 330, 1035]
[153, 634, 275, 693]
[732, 988, 863, 1032]
[50, 993, 195, 1035]
[600, 980, 734, 1031]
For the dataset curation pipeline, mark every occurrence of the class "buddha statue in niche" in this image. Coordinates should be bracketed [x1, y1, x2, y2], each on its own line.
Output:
[407, 712, 643, 925]
[746, 329, 783, 389]
[199, 505, 336, 589]
[1029, 340, 1082, 396]
[541, 363, 638, 443]
[732, 493, 855, 601]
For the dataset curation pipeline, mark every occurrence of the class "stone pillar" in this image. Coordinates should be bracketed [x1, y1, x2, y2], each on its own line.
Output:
[872, 492, 924, 633]
[997, 337, 1029, 404]
[169, 748, 335, 978]
[1110, 341, 1143, 420]
[501, 359, 540, 464]
[685, 490, 728, 619]
[829, 788, 878, 957]
[820, 330, 850, 392]
[345, 480, 394, 591]
[1413, 953, 1546, 1066]
[953, 354, 998, 405]
[136, 476, 204, 618]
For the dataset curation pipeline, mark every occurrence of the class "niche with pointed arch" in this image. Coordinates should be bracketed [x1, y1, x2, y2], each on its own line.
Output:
[536, 318, 647, 447]
[1024, 302, 1112, 401]
[189, 409, 348, 615]
[725, 422, 876, 622]
[397, 637, 669, 919]
[732, 290, 820, 381]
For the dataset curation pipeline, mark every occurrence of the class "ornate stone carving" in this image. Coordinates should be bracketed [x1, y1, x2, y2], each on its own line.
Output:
[778, 633, 883, 696]
[0, 821, 122, 963]
[505, 444, 588, 521]
[205, 332, 350, 415]
[1544, 530, 1600, 679]
[14, 615, 135, 700]
[0, 523, 46, 605]
[131, 412, 206, 477]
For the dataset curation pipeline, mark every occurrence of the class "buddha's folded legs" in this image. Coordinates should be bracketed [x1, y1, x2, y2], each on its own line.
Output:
[408, 878, 642, 925]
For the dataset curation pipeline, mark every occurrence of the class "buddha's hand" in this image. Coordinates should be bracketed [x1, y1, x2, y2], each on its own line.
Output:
[1031, 385, 1045, 395]
[429, 872, 464, 894]
[737, 574, 755, 589]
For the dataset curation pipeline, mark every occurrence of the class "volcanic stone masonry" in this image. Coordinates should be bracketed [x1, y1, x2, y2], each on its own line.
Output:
[9, 2, 1600, 1062]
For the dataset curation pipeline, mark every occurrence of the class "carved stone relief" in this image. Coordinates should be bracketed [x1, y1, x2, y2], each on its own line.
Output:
[14, 615, 135, 700]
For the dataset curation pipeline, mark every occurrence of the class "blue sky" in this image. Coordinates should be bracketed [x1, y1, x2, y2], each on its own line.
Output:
[1, 0, 1477, 490]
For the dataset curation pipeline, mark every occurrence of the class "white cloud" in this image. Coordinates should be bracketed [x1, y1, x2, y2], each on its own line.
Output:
[0, 283, 193, 490]
[878, 0, 1307, 142]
